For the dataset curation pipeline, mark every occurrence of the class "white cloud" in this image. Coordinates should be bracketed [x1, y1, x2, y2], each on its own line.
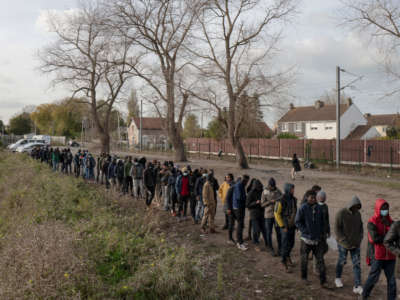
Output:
[35, 8, 80, 33]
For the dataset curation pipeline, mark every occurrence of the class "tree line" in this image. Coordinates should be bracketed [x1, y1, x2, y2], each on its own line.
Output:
[3, 0, 395, 169]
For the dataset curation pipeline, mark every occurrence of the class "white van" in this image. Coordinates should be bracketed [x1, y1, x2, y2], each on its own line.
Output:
[33, 135, 51, 145]
[8, 139, 45, 151]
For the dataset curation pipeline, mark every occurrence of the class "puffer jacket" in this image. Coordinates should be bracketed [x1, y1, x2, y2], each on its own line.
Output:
[366, 199, 395, 264]
[274, 183, 297, 229]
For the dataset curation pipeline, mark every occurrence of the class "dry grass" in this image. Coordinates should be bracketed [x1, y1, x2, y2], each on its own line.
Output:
[0, 152, 211, 299]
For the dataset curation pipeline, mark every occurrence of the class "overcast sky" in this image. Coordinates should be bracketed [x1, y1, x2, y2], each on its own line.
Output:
[0, 0, 398, 127]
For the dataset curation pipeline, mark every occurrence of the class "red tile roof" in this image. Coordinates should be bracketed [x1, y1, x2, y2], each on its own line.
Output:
[278, 104, 350, 123]
[366, 114, 399, 126]
[346, 125, 371, 140]
[132, 117, 166, 130]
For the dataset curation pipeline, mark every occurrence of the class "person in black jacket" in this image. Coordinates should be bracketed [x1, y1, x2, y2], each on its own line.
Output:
[246, 179, 268, 251]
[144, 162, 156, 206]
[291, 153, 302, 180]
[295, 190, 328, 287]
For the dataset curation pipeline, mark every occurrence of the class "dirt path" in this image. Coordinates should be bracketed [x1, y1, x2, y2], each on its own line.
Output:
[148, 154, 399, 299]
[81, 148, 400, 298]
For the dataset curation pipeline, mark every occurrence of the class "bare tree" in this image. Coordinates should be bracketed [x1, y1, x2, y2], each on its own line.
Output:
[189, 0, 296, 168]
[342, 0, 400, 95]
[110, 0, 204, 162]
[38, 0, 135, 153]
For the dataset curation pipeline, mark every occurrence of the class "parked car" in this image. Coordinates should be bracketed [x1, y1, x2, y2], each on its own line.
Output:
[68, 140, 80, 147]
[8, 139, 45, 151]
[16, 142, 46, 153]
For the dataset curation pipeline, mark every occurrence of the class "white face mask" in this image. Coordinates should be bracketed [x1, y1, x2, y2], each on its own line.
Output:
[202, 174, 207, 178]
[318, 202, 325, 206]
[183, 172, 188, 176]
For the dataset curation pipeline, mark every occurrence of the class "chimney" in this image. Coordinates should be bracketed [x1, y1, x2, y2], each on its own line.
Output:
[314, 100, 324, 109]
[289, 103, 295, 110]
[346, 97, 352, 106]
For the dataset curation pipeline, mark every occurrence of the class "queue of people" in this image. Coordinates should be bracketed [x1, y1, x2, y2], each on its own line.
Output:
[28, 147, 400, 299]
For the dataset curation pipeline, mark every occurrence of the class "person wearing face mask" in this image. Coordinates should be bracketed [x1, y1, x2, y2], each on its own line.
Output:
[334, 196, 363, 295]
[295, 190, 330, 288]
[362, 199, 396, 300]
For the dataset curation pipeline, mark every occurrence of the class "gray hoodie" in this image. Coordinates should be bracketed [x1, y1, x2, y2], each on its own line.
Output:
[334, 196, 363, 249]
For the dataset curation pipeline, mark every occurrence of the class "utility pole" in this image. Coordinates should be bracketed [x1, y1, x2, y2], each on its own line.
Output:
[201, 111, 204, 138]
[117, 111, 121, 147]
[139, 99, 143, 152]
[336, 66, 341, 169]
[81, 118, 84, 146]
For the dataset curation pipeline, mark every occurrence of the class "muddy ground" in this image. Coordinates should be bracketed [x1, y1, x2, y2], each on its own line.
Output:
[85, 147, 400, 299]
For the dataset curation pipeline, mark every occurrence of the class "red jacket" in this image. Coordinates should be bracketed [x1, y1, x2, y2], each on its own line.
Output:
[367, 199, 395, 263]
[181, 176, 190, 197]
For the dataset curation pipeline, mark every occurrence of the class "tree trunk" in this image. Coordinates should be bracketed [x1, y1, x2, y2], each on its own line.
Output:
[171, 129, 187, 162]
[233, 138, 249, 169]
[99, 130, 110, 154]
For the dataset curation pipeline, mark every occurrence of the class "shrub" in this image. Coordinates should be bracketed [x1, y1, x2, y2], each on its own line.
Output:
[277, 132, 298, 139]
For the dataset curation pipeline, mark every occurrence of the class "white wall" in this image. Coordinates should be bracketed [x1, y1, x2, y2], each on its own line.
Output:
[305, 121, 336, 139]
[340, 104, 367, 139]
[374, 125, 387, 137]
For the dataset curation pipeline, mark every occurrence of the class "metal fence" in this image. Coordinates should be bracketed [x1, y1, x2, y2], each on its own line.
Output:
[184, 138, 400, 169]
[0, 135, 23, 147]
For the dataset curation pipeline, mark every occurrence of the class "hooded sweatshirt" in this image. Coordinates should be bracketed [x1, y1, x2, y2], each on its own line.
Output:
[261, 186, 282, 219]
[246, 180, 264, 219]
[366, 199, 395, 263]
[274, 183, 297, 229]
[334, 196, 363, 249]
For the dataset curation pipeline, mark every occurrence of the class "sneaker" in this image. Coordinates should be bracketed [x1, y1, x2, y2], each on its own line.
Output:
[237, 243, 248, 251]
[335, 278, 344, 288]
[353, 286, 363, 295]
[281, 262, 291, 273]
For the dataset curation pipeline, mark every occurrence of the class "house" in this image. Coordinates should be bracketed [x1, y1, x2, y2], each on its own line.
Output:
[127, 117, 168, 148]
[346, 114, 400, 140]
[277, 98, 367, 139]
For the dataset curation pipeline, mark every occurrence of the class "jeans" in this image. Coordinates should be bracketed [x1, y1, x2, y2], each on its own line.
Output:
[162, 186, 169, 210]
[231, 209, 245, 244]
[145, 185, 155, 206]
[362, 259, 396, 300]
[300, 240, 326, 284]
[265, 218, 281, 252]
[281, 227, 295, 264]
[252, 216, 268, 246]
[335, 244, 361, 287]
[133, 178, 144, 198]
[195, 197, 204, 222]
[52, 161, 58, 172]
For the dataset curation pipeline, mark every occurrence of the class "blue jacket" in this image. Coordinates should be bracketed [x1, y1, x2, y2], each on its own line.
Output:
[295, 202, 325, 241]
[232, 179, 246, 210]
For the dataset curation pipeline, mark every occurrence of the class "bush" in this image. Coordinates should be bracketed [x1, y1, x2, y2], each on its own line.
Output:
[277, 132, 298, 139]
[0, 153, 209, 299]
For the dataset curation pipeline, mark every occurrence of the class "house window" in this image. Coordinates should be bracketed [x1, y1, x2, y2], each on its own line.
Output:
[295, 122, 302, 132]
[325, 126, 333, 130]
[383, 127, 386, 132]
[281, 123, 288, 132]
[311, 126, 318, 130]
